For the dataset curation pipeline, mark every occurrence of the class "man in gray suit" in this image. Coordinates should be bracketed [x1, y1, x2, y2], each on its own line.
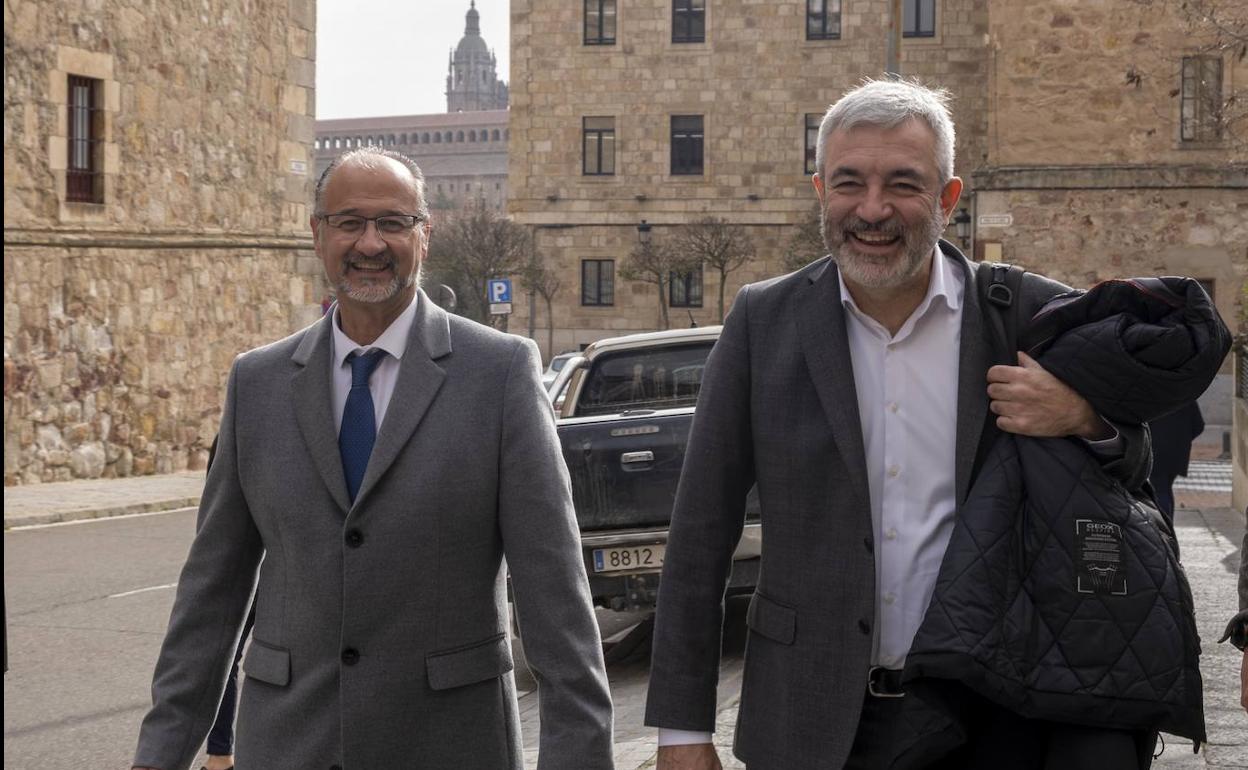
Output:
[134, 147, 614, 770]
[645, 80, 1148, 768]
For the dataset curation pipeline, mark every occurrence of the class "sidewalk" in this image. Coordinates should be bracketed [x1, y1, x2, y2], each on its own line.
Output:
[3, 471, 205, 528]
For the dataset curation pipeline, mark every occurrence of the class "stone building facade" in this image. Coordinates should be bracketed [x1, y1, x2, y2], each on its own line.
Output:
[3, 0, 322, 484]
[314, 2, 509, 212]
[509, 0, 1244, 429]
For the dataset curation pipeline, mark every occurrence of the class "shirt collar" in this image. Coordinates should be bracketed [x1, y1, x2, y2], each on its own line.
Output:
[837, 245, 963, 322]
[331, 292, 419, 369]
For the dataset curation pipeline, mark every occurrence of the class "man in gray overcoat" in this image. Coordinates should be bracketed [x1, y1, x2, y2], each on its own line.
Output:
[133, 147, 614, 770]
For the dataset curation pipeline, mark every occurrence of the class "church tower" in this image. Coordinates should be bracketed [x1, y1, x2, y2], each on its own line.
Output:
[446, 1, 508, 112]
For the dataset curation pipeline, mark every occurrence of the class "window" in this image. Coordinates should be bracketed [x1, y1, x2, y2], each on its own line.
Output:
[67, 75, 103, 203]
[670, 265, 703, 308]
[672, 0, 705, 43]
[805, 113, 821, 174]
[903, 0, 935, 37]
[582, 259, 615, 306]
[576, 342, 714, 416]
[492, 129, 501, 141]
[1181, 56, 1223, 143]
[585, 0, 617, 45]
[423, 133, 431, 143]
[583, 117, 616, 175]
[807, 0, 841, 40]
[671, 115, 704, 175]
[456, 131, 465, 142]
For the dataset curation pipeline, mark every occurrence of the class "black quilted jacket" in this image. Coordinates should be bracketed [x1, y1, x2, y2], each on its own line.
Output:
[894, 277, 1230, 763]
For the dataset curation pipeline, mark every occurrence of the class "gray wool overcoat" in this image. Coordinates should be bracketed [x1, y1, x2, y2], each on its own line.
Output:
[135, 290, 614, 770]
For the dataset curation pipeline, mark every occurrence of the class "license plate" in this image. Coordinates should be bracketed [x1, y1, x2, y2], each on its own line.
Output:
[592, 544, 665, 573]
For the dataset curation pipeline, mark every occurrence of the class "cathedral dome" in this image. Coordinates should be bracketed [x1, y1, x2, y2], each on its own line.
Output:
[453, 1, 490, 60]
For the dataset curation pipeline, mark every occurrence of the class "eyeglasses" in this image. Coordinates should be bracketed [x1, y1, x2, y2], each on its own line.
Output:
[318, 213, 424, 236]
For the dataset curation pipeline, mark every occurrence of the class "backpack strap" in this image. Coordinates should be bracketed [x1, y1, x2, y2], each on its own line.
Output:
[976, 261, 1026, 367]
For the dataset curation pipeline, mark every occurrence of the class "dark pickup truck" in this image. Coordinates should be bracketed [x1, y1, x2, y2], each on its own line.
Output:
[547, 326, 761, 612]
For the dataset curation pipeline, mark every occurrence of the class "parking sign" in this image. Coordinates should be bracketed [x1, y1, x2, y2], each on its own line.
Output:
[487, 279, 512, 304]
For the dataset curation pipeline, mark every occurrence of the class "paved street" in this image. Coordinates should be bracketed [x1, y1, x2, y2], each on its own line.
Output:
[3, 476, 1245, 769]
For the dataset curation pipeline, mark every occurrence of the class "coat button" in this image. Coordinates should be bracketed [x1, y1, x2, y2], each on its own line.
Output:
[345, 529, 364, 548]
[341, 647, 360, 665]
[858, 619, 872, 635]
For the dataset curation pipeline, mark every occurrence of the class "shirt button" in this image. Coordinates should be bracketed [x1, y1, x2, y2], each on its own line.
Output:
[858, 618, 872, 635]
[345, 529, 364, 548]
[886, 528, 898, 540]
[341, 647, 360, 665]
[888, 465, 900, 478]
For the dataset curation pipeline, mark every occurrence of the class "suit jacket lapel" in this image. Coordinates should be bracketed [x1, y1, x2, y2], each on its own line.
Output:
[794, 258, 871, 510]
[291, 311, 353, 514]
[950, 244, 993, 504]
[352, 290, 450, 511]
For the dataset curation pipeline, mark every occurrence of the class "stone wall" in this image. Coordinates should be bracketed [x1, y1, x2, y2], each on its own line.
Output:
[3, 0, 321, 484]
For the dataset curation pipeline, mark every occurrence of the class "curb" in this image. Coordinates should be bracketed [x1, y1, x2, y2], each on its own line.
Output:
[4, 497, 201, 529]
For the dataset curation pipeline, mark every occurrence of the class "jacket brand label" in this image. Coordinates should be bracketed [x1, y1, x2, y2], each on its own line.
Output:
[1075, 519, 1127, 595]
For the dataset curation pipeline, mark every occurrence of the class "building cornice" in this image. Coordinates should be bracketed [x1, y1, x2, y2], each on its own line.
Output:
[972, 164, 1248, 190]
[3, 228, 313, 250]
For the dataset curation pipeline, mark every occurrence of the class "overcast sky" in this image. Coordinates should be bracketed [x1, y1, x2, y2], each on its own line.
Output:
[315, 0, 511, 119]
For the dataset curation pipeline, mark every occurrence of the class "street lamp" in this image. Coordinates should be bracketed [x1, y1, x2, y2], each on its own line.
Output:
[637, 219, 652, 247]
[953, 208, 972, 251]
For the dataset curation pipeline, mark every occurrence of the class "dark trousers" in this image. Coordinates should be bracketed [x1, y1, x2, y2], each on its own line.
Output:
[206, 604, 256, 756]
[844, 688, 1157, 770]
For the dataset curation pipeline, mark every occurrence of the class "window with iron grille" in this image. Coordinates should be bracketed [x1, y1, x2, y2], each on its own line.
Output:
[903, 0, 935, 37]
[67, 75, 103, 203]
[670, 265, 703, 308]
[673, 0, 705, 43]
[671, 115, 704, 175]
[805, 113, 822, 174]
[807, 0, 841, 40]
[582, 259, 615, 306]
[585, 0, 617, 45]
[1181, 56, 1223, 143]
[583, 117, 616, 176]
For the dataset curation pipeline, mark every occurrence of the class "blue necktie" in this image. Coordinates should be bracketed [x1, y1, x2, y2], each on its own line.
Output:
[339, 349, 386, 503]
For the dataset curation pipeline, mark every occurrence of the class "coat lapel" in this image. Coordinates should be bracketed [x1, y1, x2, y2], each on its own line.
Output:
[352, 290, 450, 511]
[291, 311, 353, 514]
[949, 243, 993, 504]
[794, 258, 871, 510]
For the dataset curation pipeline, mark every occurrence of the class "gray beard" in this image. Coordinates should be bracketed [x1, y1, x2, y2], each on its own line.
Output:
[823, 203, 945, 290]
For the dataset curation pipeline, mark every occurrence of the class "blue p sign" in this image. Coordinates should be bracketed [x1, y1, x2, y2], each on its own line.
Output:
[488, 279, 512, 303]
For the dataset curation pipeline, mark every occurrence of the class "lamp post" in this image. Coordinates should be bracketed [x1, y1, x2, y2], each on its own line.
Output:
[637, 219, 652, 247]
[953, 208, 972, 251]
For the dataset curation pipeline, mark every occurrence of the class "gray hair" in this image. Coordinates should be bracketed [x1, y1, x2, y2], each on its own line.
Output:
[314, 146, 431, 220]
[815, 79, 956, 185]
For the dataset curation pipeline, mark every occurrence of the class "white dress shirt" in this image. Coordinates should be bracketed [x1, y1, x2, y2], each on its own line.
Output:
[839, 249, 963, 669]
[330, 294, 419, 434]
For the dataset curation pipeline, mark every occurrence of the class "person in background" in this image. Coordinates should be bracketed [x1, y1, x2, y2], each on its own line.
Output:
[1147, 401, 1205, 518]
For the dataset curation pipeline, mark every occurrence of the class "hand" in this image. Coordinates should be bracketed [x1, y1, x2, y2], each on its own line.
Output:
[657, 743, 723, 770]
[1241, 649, 1247, 713]
[986, 352, 1112, 440]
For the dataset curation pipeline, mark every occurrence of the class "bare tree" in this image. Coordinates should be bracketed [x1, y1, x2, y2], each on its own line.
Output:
[781, 203, 828, 274]
[1125, 0, 1247, 148]
[668, 217, 758, 323]
[425, 197, 531, 327]
[519, 238, 561, 360]
[620, 231, 697, 331]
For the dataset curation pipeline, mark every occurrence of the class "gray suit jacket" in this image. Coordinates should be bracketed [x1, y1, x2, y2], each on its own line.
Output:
[135, 291, 613, 770]
[644, 245, 1148, 769]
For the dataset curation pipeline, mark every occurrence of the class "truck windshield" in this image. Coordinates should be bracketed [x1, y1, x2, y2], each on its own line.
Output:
[576, 342, 714, 416]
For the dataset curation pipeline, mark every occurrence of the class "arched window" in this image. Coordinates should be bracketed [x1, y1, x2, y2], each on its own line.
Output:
[469, 130, 477, 141]
[400, 133, 407, 145]
[355, 136, 363, 147]
[504, 129, 510, 140]
[333, 137, 341, 149]
[423, 133, 431, 143]
[444, 131, 452, 142]
[388, 134, 396, 145]
[491, 129, 500, 141]
[434, 133, 442, 143]
[456, 131, 465, 142]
